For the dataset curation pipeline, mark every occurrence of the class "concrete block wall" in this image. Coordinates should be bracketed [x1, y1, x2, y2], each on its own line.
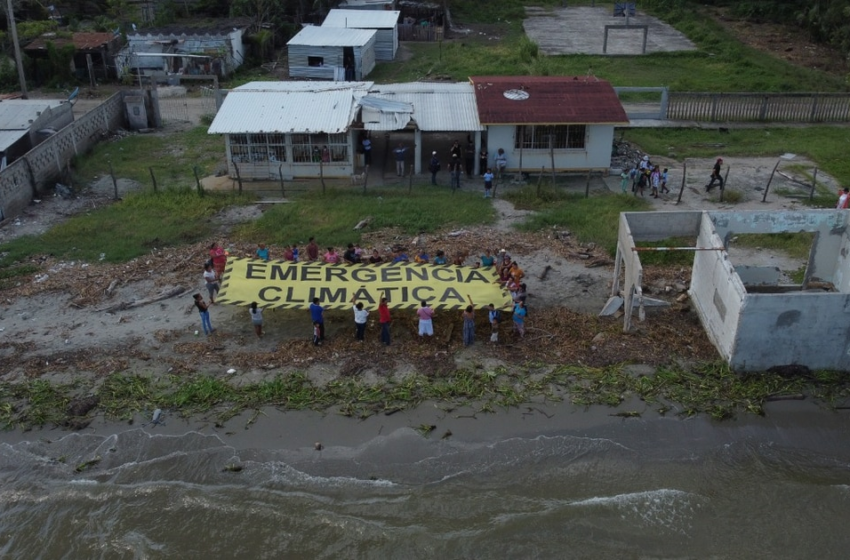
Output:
[689, 213, 746, 362]
[0, 92, 126, 222]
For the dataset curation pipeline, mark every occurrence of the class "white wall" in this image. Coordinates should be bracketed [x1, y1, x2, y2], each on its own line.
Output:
[228, 28, 245, 72]
[483, 124, 615, 171]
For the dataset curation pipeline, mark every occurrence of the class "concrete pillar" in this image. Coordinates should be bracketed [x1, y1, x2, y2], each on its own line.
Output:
[474, 130, 482, 176]
[414, 128, 422, 174]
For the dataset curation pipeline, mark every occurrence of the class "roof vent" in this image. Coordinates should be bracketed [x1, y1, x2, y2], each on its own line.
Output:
[503, 89, 529, 101]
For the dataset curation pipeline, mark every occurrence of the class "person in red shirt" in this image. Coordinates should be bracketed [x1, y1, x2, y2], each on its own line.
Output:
[209, 242, 227, 280]
[306, 237, 319, 261]
[378, 295, 392, 346]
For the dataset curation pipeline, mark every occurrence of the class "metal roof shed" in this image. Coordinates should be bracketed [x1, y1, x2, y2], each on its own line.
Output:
[322, 9, 400, 61]
[287, 26, 377, 81]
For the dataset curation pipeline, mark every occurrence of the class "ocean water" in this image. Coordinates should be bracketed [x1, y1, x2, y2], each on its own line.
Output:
[1, 414, 849, 559]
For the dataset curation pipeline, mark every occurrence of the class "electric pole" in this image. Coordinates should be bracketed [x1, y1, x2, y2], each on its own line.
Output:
[6, 0, 28, 98]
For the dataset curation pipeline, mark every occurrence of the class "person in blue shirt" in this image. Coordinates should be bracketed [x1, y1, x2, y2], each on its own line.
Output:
[392, 249, 409, 263]
[256, 243, 269, 261]
[512, 300, 527, 338]
[483, 168, 494, 198]
[433, 250, 448, 265]
[310, 298, 325, 345]
[393, 143, 407, 176]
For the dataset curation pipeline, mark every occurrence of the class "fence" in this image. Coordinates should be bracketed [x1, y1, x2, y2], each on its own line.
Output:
[0, 92, 126, 221]
[666, 92, 850, 123]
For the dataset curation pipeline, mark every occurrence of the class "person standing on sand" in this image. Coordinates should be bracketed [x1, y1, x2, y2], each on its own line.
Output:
[249, 302, 263, 338]
[209, 242, 227, 280]
[462, 296, 475, 346]
[378, 295, 391, 346]
[193, 294, 214, 336]
[417, 300, 435, 339]
[837, 188, 849, 209]
[512, 299, 527, 338]
[351, 295, 369, 342]
[306, 237, 319, 262]
[203, 263, 219, 304]
[310, 297, 325, 345]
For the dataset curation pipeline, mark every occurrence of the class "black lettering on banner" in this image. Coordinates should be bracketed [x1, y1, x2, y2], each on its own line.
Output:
[381, 268, 402, 282]
[246, 263, 268, 280]
[270, 264, 297, 281]
[411, 286, 435, 302]
[259, 286, 283, 302]
[405, 267, 429, 282]
[318, 287, 347, 303]
[439, 287, 465, 304]
[307, 287, 316, 301]
[382, 287, 398, 302]
[325, 267, 348, 283]
[301, 267, 321, 282]
[432, 268, 455, 282]
[286, 286, 304, 302]
[351, 288, 376, 304]
[351, 268, 377, 283]
[464, 269, 491, 284]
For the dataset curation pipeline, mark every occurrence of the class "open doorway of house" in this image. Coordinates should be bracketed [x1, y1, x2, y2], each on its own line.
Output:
[343, 46, 355, 80]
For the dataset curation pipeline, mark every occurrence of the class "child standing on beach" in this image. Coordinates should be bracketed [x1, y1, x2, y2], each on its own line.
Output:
[249, 302, 263, 338]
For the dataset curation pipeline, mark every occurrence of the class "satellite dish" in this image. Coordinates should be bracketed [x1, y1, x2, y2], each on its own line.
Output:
[503, 89, 529, 101]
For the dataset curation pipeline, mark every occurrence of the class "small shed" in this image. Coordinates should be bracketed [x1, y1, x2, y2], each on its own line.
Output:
[287, 26, 377, 81]
[207, 81, 373, 180]
[0, 99, 74, 166]
[469, 76, 629, 173]
[24, 32, 122, 84]
[322, 9, 400, 61]
[116, 22, 247, 78]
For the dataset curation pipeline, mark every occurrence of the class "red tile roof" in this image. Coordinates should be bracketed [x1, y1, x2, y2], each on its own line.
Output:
[25, 32, 118, 52]
[469, 76, 628, 125]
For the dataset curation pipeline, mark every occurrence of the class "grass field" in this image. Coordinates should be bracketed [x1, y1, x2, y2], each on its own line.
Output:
[371, 0, 845, 92]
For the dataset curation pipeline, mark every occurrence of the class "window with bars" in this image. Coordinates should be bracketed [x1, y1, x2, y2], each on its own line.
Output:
[291, 133, 348, 163]
[229, 134, 287, 163]
[514, 125, 586, 150]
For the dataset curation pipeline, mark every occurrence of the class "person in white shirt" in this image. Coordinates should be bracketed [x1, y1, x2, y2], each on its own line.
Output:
[351, 295, 370, 342]
[837, 188, 849, 209]
[203, 263, 219, 304]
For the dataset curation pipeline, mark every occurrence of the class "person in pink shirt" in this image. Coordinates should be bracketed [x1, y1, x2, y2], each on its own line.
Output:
[417, 300, 435, 338]
[324, 247, 339, 263]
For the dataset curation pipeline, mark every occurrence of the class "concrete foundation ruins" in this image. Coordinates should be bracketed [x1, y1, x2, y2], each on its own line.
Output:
[611, 210, 850, 372]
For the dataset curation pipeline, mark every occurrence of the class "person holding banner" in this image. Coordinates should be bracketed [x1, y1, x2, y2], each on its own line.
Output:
[310, 298, 325, 345]
[462, 296, 475, 346]
[417, 300, 435, 339]
[379, 296, 391, 346]
[351, 295, 369, 342]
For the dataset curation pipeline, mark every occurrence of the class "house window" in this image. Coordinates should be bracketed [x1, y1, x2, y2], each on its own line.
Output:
[291, 133, 348, 163]
[515, 125, 586, 150]
[308, 56, 324, 67]
[229, 134, 249, 162]
[229, 134, 287, 163]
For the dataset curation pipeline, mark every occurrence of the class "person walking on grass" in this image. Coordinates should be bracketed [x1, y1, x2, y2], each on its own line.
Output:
[193, 293, 214, 336]
[462, 296, 475, 346]
[661, 168, 670, 194]
[512, 299, 527, 339]
[203, 263, 219, 304]
[483, 168, 494, 198]
[351, 294, 369, 342]
[249, 301, 263, 338]
[310, 297, 325, 345]
[417, 300, 435, 339]
[379, 295, 391, 346]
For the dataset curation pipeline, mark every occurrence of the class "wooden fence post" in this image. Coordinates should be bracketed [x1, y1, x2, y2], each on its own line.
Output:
[585, 170, 591, 198]
[149, 167, 157, 192]
[193, 165, 203, 196]
[108, 160, 119, 200]
[231, 159, 243, 194]
[279, 164, 285, 198]
[809, 167, 818, 201]
[762, 159, 781, 203]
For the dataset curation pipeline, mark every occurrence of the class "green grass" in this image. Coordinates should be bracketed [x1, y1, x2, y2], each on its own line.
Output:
[371, 0, 845, 92]
[233, 188, 497, 247]
[506, 188, 650, 255]
[73, 127, 226, 189]
[622, 127, 850, 190]
[0, 190, 251, 266]
[732, 232, 815, 261]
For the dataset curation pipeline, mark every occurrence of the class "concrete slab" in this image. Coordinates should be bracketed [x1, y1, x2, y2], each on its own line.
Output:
[523, 6, 696, 56]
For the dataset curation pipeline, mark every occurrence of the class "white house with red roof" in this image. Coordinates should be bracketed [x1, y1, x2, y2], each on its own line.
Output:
[469, 76, 629, 174]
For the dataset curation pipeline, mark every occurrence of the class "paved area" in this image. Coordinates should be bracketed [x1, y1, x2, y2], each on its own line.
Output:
[523, 6, 696, 56]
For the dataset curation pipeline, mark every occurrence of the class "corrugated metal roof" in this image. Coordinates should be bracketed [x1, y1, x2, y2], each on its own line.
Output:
[0, 130, 28, 152]
[25, 32, 118, 52]
[469, 76, 629, 125]
[288, 25, 377, 47]
[209, 82, 372, 134]
[0, 100, 65, 130]
[366, 83, 483, 131]
[233, 81, 374, 92]
[323, 9, 400, 29]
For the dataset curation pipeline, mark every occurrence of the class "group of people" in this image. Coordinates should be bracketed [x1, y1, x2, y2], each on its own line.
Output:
[623, 155, 669, 198]
[422, 141, 506, 190]
[194, 238, 530, 346]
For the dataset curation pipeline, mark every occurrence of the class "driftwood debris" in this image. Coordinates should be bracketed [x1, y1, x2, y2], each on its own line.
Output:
[539, 265, 552, 281]
[353, 216, 373, 230]
[98, 286, 188, 313]
[105, 279, 119, 296]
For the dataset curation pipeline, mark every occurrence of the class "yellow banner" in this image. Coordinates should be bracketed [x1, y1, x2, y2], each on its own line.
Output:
[217, 258, 513, 310]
